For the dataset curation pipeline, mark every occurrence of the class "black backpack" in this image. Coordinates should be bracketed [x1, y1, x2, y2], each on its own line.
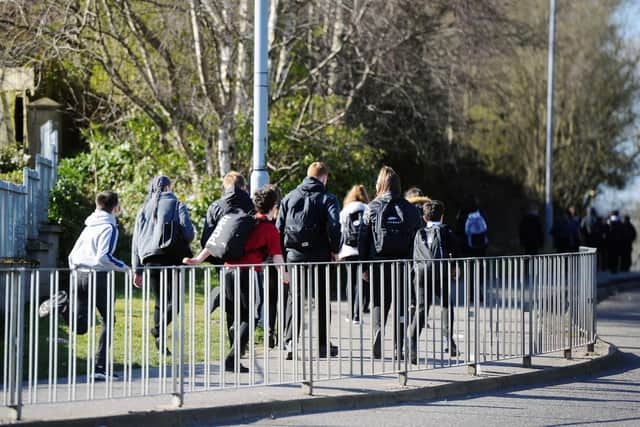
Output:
[373, 199, 412, 257]
[342, 209, 364, 247]
[205, 208, 255, 261]
[284, 191, 321, 251]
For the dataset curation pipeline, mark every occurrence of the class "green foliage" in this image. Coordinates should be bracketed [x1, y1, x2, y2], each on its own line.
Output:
[48, 115, 215, 265]
[0, 144, 29, 182]
[235, 94, 383, 200]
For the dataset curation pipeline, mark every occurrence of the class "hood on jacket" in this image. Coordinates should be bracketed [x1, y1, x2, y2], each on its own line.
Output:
[221, 187, 254, 211]
[342, 200, 367, 215]
[298, 176, 325, 193]
[85, 210, 116, 227]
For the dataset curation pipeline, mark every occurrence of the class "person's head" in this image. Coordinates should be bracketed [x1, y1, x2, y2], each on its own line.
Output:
[567, 206, 577, 217]
[624, 215, 631, 223]
[375, 166, 401, 197]
[343, 185, 369, 206]
[253, 184, 280, 218]
[404, 187, 423, 199]
[96, 191, 119, 215]
[423, 200, 445, 222]
[222, 171, 247, 191]
[307, 161, 329, 186]
[611, 210, 620, 218]
[149, 175, 171, 193]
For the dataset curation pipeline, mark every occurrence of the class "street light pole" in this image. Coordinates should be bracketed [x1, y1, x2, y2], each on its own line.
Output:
[545, 0, 557, 247]
[250, 0, 270, 195]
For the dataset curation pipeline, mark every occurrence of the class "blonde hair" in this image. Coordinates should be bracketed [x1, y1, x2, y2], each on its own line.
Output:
[343, 185, 370, 206]
[375, 166, 401, 198]
[222, 171, 246, 190]
[307, 161, 329, 178]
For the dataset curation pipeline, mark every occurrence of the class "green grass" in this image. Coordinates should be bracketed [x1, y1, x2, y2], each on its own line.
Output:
[2, 273, 265, 381]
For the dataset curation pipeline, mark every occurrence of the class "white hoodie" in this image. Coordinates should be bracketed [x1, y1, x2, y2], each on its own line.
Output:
[338, 201, 368, 260]
[68, 210, 128, 272]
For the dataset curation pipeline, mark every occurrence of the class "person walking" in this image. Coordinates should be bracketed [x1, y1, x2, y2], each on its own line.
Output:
[621, 215, 637, 272]
[409, 200, 460, 362]
[519, 203, 544, 255]
[132, 176, 194, 355]
[39, 191, 128, 380]
[277, 161, 341, 359]
[338, 185, 369, 323]
[358, 166, 421, 360]
[198, 172, 256, 315]
[184, 185, 287, 372]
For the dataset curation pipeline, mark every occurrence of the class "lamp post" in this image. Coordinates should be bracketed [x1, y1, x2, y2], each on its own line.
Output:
[545, 0, 557, 247]
[250, 0, 270, 195]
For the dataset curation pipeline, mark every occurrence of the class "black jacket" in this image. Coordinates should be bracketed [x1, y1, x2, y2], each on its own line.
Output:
[358, 192, 421, 260]
[200, 188, 255, 262]
[276, 176, 341, 262]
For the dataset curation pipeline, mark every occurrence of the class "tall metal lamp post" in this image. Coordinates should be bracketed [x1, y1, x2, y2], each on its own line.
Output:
[250, 0, 270, 194]
[545, 0, 557, 247]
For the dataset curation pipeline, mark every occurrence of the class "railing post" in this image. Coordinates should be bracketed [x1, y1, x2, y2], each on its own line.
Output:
[468, 259, 479, 376]
[398, 262, 408, 386]
[587, 250, 596, 352]
[301, 266, 313, 396]
[523, 256, 532, 367]
[172, 268, 185, 407]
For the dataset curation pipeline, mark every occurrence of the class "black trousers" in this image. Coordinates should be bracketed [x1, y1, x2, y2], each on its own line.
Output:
[222, 268, 252, 365]
[260, 265, 281, 338]
[70, 271, 114, 369]
[284, 264, 330, 349]
[146, 264, 179, 339]
[408, 267, 455, 350]
[371, 261, 407, 355]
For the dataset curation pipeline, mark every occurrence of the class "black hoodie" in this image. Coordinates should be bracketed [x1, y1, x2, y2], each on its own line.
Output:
[276, 176, 341, 262]
[200, 188, 256, 257]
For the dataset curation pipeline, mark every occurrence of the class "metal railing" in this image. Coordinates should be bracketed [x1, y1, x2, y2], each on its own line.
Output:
[0, 146, 58, 259]
[0, 248, 597, 418]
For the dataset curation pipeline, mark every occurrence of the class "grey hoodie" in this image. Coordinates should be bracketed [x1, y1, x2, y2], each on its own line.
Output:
[68, 210, 128, 272]
[132, 192, 194, 273]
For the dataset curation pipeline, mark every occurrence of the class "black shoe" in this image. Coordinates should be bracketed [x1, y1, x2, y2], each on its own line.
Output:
[268, 335, 277, 349]
[39, 291, 68, 318]
[155, 337, 172, 356]
[319, 344, 338, 358]
[372, 332, 382, 359]
[225, 361, 249, 373]
[94, 367, 119, 382]
[445, 341, 458, 357]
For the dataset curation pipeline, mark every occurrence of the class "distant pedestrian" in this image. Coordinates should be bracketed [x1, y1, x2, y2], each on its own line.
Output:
[358, 166, 421, 360]
[39, 191, 128, 381]
[621, 215, 636, 272]
[519, 203, 544, 255]
[339, 184, 369, 322]
[605, 210, 625, 273]
[551, 210, 579, 253]
[132, 176, 194, 355]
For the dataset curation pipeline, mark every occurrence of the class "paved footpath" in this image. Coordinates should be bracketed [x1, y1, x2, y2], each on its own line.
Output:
[1, 276, 637, 427]
[234, 286, 640, 427]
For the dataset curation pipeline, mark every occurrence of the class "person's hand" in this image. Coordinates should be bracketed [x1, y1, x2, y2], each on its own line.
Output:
[133, 274, 143, 288]
[331, 252, 338, 262]
[362, 271, 369, 282]
[283, 273, 290, 285]
[183, 257, 197, 265]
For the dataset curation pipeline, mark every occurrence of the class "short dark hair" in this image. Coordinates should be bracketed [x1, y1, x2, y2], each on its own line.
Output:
[96, 191, 119, 213]
[423, 200, 444, 221]
[253, 184, 280, 214]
